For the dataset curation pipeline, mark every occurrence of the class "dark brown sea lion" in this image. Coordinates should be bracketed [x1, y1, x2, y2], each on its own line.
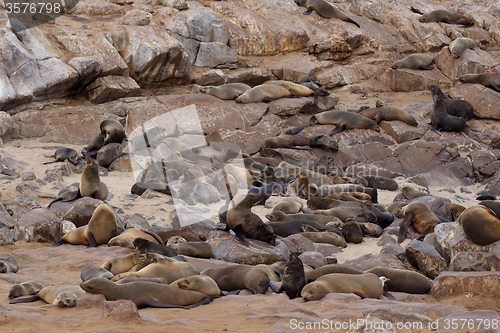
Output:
[396, 202, 440, 243]
[391, 54, 434, 70]
[359, 107, 418, 126]
[419, 10, 474, 27]
[80, 278, 210, 309]
[428, 85, 474, 120]
[202, 265, 270, 294]
[365, 267, 432, 294]
[449, 37, 475, 58]
[294, 0, 360, 27]
[43, 147, 80, 165]
[225, 192, 277, 246]
[261, 134, 313, 150]
[133, 238, 177, 257]
[342, 220, 363, 243]
[282, 253, 306, 299]
[430, 88, 467, 135]
[459, 205, 500, 246]
[310, 110, 379, 134]
[457, 73, 500, 92]
[266, 219, 341, 238]
[305, 264, 365, 280]
[101, 119, 125, 146]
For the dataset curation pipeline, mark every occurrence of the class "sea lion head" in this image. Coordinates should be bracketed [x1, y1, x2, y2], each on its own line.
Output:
[166, 236, 187, 246]
[301, 282, 329, 301]
[246, 268, 270, 294]
[8, 285, 24, 299]
[427, 85, 441, 95]
[370, 122, 380, 132]
[419, 13, 431, 23]
[265, 211, 285, 222]
[391, 60, 403, 70]
[309, 116, 318, 126]
[55, 292, 78, 308]
[68, 151, 80, 165]
[456, 74, 471, 83]
[85, 155, 98, 169]
[80, 278, 113, 295]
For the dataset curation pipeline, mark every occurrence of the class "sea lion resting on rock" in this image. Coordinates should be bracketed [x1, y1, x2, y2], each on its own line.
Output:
[430, 87, 467, 135]
[170, 275, 221, 296]
[396, 202, 440, 243]
[108, 228, 163, 249]
[428, 85, 474, 120]
[459, 205, 500, 246]
[198, 83, 251, 100]
[235, 85, 291, 103]
[9, 285, 85, 307]
[263, 80, 315, 97]
[359, 106, 418, 126]
[202, 265, 270, 294]
[294, 0, 360, 27]
[311, 110, 380, 134]
[457, 73, 500, 92]
[80, 278, 211, 309]
[449, 37, 475, 58]
[391, 54, 434, 70]
[419, 10, 474, 27]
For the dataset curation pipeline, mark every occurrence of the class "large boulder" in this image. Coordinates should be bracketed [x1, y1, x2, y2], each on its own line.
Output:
[434, 46, 499, 81]
[405, 240, 448, 279]
[433, 271, 500, 299]
[449, 82, 500, 120]
[85, 76, 141, 103]
[377, 68, 452, 92]
[13, 208, 62, 242]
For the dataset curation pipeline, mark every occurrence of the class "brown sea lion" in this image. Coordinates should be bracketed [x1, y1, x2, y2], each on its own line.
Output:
[266, 219, 340, 238]
[391, 54, 434, 70]
[133, 238, 177, 257]
[53, 204, 117, 247]
[401, 186, 430, 200]
[225, 192, 277, 246]
[359, 106, 418, 126]
[112, 259, 200, 284]
[419, 10, 474, 27]
[261, 134, 313, 150]
[301, 273, 384, 301]
[9, 285, 84, 307]
[168, 242, 213, 259]
[294, 0, 360, 27]
[305, 264, 365, 280]
[310, 110, 379, 134]
[108, 228, 163, 249]
[235, 85, 291, 103]
[199, 83, 251, 100]
[202, 265, 270, 294]
[449, 38, 475, 58]
[43, 147, 80, 165]
[314, 207, 365, 222]
[265, 210, 342, 226]
[101, 253, 149, 275]
[101, 119, 125, 146]
[342, 220, 363, 244]
[171, 275, 221, 296]
[397, 202, 440, 243]
[272, 197, 304, 214]
[430, 88, 467, 134]
[428, 85, 474, 120]
[80, 265, 114, 282]
[263, 80, 315, 97]
[282, 253, 306, 299]
[457, 73, 500, 92]
[458, 205, 500, 246]
[365, 267, 432, 294]
[85, 133, 105, 157]
[300, 231, 347, 247]
[80, 278, 210, 309]
[155, 230, 202, 243]
[8, 281, 44, 299]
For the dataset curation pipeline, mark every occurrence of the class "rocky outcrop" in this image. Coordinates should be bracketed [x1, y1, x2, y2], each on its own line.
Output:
[13, 208, 62, 242]
[450, 82, 500, 120]
[434, 46, 499, 81]
[433, 271, 500, 299]
[378, 68, 452, 92]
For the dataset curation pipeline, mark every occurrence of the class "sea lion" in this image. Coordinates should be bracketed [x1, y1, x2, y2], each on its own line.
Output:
[365, 267, 432, 294]
[108, 228, 163, 249]
[359, 106, 418, 126]
[43, 147, 80, 165]
[295, 171, 314, 199]
[300, 231, 347, 247]
[317, 184, 377, 203]
[266, 219, 341, 238]
[314, 207, 365, 222]
[446, 202, 466, 218]
[112, 259, 200, 284]
[80, 278, 210, 309]
[311, 135, 338, 152]
[301, 273, 384, 301]
[199, 83, 251, 100]
[449, 37, 475, 58]
[363, 175, 398, 191]
[0, 256, 19, 273]
[168, 242, 213, 259]
[133, 238, 177, 257]
[8, 281, 44, 299]
[478, 200, 500, 218]
[101, 119, 125, 146]
[166, 236, 186, 246]
[155, 230, 202, 243]
[235, 85, 291, 103]
[9, 285, 84, 307]
[101, 253, 149, 275]
[171, 275, 221, 296]
[272, 197, 304, 214]
[358, 222, 383, 237]
[265, 211, 342, 225]
[419, 10, 474, 27]
[397, 202, 441, 243]
[428, 85, 474, 120]
[81, 265, 114, 282]
[202, 265, 270, 294]
[263, 80, 315, 97]
[282, 253, 306, 299]
[342, 220, 363, 244]
[305, 264, 365, 280]
[430, 88, 467, 134]
[294, 0, 360, 27]
[391, 54, 434, 70]
[361, 201, 395, 228]
[401, 186, 430, 200]
[261, 134, 313, 150]
[225, 192, 277, 246]
[387, 201, 408, 215]
[85, 133, 105, 157]
[458, 205, 500, 246]
[310, 110, 379, 134]
[53, 204, 117, 247]
[457, 73, 500, 92]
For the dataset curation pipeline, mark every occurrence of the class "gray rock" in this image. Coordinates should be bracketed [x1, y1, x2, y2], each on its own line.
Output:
[344, 253, 410, 271]
[314, 243, 342, 257]
[86, 76, 141, 104]
[449, 250, 500, 272]
[433, 271, 500, 299]
[0, 112, 18, 143]
[378, 68, 452, 92]
[0, 229, 14, 245]
[97, 143, 123, 168]
[405, 240, 448, 279]
[61, 220, 77, 236]
[123, 9, 152, 26]
[159, 0, 187, 10]
[298, 251, 327, 269]
[61, 198, 104, 228]
[285, 234, 316, 253]
[450, 82, 500, 120]
[69, 56, 102, 86]
[13, 208, 62, 243]
[125, 213, 151, 230]
[194, 42, 238, 68]
[102, 300, 141, 320]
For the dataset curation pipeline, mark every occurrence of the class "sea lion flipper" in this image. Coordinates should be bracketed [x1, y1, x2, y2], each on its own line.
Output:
[328, 125, 344, 135]
[42, 160, 59, 165]
[347, 18, 360, 28]
[91, 190, 101, 200]
[313, 94, 318, 105]
[235, 233, 250, 247]
[360, 225, 373, 236]
[490, 84, 500, 92]
[382, 291, 396, 300]
[269, 281, 282, 293]
[51, 239, 65, 247]
[420, 65, 435, 70]
[285, 126, 306, 135]
[289, 145, 312, 150]
[9, 295, 40, 304]
[87, 233, 97, 248]
[135, 299, 188, 309]
[354, 291, 367, 299]
[61, 188, 82, 203]
[398, 212, 413, 244]
[303, 8, 313, 15]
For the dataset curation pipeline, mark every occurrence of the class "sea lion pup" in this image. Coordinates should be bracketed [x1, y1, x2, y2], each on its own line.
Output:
[80, 278, 211, 309]
[359, 106, 418, 126]
[301, 273, 384, 301]
[101, 253, 149, 275]
[101, 119, 125, 146]
[317, 184, 378, 203]
[248, 182, 277, 207]
[314, 207, 364, 223]
[305, 264, 365, 280]
[9, 281, 44, 299]
[235, 84, 291, 103]
[265, 210, 342, 226]
[84, 132, 105, 157]
[310, 110, 379, 134]
[155, 230, 202, 243]
[171, 275, 221, 296]
[43, 147, 80, 165]
[272, 197, 304, 214]
[459, 205, 500, 246]
[391, 53, 434, 70]
[81, 265, 114, 282]
[0, 256, 19, 273]
[53, 204, 117, 247]
[342, 220, 363, 244]
[108, 228, 163, 249]
[361, 201, 395, 228]
[457, 72, 500, 92]
[201, 265, 270, 294]
[9, 285, 85, 307]
[168, 242, 213, 259]
[449, 37, 475, 58]
[428, 85, 474, 120]
[281, 253, 306, 299]
[294, 0, 360, 27]
[199, 83, 251, 100]
[396, 202, 440, 244]
[112, 259, 200, 284]
[419, 10, 474, 27]
[133, 238, 177, 257]
[401, 185, 430, 200]
[365, 267, 432, 294]
[48, 156, 108, 207]
[225, 192, 277, 246]
[430, 89, 467, 134]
